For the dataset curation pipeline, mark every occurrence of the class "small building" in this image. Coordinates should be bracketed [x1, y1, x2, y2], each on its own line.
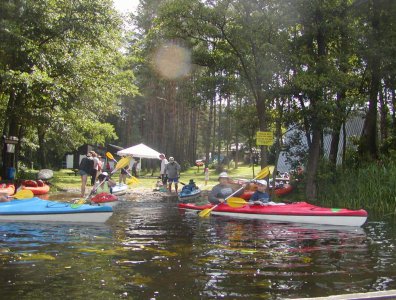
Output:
[277, 115, 365, 172]
[63, 144, 123, 169]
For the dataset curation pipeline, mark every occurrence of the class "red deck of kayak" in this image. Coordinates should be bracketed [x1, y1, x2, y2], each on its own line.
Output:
[178, 202, 368, 217]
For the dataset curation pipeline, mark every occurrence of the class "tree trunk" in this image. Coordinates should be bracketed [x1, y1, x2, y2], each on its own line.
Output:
[305, 126, 321, 201]
[358, 0, 381, 160]
[37, 126, 47, 168]
[256, 93, 268, 168]
[205, 92, 215, 167]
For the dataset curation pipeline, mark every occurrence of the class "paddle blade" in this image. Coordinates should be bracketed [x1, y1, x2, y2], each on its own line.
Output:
[198, 208, 213, 218]
[256, 166, 270, 179]
[126, 176, 139, 185]
[14, 190, 34, 199]
[114, 156, 131, 171]
[227, 197, 248, 208]
[71, 198, 86, 209]
[105, 152, 115, 161]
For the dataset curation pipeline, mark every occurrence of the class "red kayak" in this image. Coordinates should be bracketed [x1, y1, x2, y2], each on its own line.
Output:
[91, 193, 118, 207]
[0, 183, 15, 196]
[240, 184, 293, 199]
[178, 202, 368, 227]
[274, 184, 293, 196]
[22, 180, 50, 195]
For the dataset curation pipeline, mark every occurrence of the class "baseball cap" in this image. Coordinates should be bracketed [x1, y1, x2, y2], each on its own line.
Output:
[256, 180, 267, 186]
[218, 172, 229, 178]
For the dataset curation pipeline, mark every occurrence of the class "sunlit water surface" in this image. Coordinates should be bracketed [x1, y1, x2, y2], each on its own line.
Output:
[0, 194, 395, 299]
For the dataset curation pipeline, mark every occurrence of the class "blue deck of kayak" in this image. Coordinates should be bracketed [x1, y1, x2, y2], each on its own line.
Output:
[0, 198, 112, 215]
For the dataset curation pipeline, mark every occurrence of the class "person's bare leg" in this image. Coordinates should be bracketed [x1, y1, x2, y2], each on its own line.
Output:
[81, 175, 87, 197]
[168, 183, 172, 192]
[175, 183, 178, 193]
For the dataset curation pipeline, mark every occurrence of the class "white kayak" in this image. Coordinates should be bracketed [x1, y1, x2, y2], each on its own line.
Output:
[111, 183, 129, 195]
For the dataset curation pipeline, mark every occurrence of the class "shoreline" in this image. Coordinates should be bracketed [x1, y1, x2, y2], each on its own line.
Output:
[51, 186, 210, 201]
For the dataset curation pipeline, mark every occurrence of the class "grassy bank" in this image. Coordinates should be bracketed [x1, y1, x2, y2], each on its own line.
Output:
[20, 164, 270, 191]
[316, 163, 396, 216]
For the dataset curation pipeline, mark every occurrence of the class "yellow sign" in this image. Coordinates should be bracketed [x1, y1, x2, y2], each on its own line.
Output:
[256, 131, 274, 146]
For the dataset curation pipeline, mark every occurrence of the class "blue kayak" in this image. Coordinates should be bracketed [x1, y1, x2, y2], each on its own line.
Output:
[0, 197, 113, 223]
[178, 188, 202, 202]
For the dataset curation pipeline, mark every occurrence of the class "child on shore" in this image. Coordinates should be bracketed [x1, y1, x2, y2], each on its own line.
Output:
[204, 167, 209, 186]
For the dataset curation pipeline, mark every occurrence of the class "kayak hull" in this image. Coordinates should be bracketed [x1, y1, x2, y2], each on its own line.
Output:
[91, 193, 119, 207]
[112, 183, 128, 196]
[274, 184, 293, 196]
[178, 189, 202, 202]
[240, 184, 294, 199]
[0, 198, 113, 223]
[178, 202, 368, 227]
[0, 184, 15, 196]
[22, 184, 50, 195]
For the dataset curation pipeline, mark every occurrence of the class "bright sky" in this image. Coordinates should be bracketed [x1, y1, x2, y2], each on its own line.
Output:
[113, 0, 140, 13]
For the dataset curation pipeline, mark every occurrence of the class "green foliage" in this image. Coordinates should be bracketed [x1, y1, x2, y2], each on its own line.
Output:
[0, 0, 138, 168]
[316, 159, 396, 216]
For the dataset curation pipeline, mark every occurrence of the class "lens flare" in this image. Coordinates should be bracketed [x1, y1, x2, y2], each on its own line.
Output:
[152, 43, 191, 80]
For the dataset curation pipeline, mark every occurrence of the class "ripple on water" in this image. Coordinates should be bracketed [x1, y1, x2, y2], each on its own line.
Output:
[0, 195, 396, 299]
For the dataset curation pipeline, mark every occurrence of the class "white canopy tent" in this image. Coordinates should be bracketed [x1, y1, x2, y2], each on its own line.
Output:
[116, 143, 162, 159]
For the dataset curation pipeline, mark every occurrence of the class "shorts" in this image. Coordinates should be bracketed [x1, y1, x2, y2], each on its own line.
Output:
[167, 178, 178, 183]
[79, 170, 89, 176]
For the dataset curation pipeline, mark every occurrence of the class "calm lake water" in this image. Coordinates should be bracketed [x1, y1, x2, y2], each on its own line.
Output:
[0, 193, 395, 300]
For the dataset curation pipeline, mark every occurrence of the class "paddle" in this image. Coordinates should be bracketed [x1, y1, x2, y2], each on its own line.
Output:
[11, 189, 35, 199]
[105, 152, 140, 185]
[198, 166, 271, 218]
[71, 156, 132, 208]
[227, 197, 248, 208]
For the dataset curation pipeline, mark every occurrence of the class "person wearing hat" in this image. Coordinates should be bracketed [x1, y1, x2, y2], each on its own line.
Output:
[249, 180, 270, 205]
[208, 172, 245, 204]
[159, 153, 168, 185]
[165, 156, 181, 193]
[95, 172, 116, 194]
[181, 179, 198, 194]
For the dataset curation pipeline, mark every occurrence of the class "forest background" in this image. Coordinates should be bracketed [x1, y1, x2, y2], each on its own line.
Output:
[1, 0, 396, 213]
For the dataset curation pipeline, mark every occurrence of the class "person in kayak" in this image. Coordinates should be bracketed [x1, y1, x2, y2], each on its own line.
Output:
[249, 180, 270, 205]
[209, 172, 245, 204]
[95, 172, 116, 194]
[181, 179, 198, 193]
[165, 157, 181, 193]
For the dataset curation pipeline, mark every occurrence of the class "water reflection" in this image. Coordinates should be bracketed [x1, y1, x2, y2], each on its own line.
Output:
[0, 193, 395, 299]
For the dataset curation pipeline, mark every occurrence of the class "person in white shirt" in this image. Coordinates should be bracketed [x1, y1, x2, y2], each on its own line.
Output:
[159, 153, 168, 185]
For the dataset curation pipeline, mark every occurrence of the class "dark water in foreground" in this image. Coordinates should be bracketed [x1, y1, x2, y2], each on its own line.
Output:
[0, 194, 396, 300]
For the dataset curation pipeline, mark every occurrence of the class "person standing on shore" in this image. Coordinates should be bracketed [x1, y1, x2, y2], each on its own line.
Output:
[159, 154, 168, 185]
[78, 152, 94, 197]
[90, 151, 100, 186]
[204, 167, 209, 186]
[119, 156, 130, 184]
[165, 157, 181, 193]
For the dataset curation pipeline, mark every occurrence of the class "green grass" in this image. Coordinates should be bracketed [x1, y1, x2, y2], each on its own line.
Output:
[316, 162, 396, 216]
[26, 164, 273, 192]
